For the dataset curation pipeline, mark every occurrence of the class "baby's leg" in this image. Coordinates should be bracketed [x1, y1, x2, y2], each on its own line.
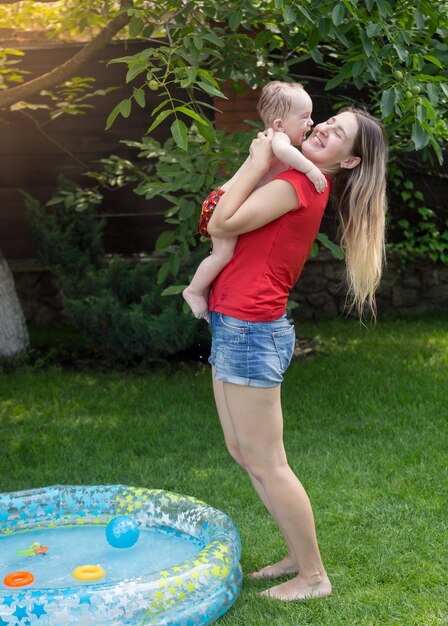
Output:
[183, 236, 237, 319]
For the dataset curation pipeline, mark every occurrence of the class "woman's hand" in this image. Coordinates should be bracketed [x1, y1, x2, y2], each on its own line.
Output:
[248, 128, 275, 174]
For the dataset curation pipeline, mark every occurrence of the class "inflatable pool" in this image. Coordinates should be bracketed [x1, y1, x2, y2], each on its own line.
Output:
[0, 485, 242, 625]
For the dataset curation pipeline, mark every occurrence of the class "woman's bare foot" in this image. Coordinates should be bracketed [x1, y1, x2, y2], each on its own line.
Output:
[257, 573, 332, 601]
[248, 556, 298, 580]
[182, 287, 209, 319]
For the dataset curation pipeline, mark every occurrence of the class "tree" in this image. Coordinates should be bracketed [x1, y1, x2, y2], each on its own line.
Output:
[0, 0, 133, 357]
[0, 0, 447, 355]
[0, 250, 29, 358]
[1, 1, 447, 156]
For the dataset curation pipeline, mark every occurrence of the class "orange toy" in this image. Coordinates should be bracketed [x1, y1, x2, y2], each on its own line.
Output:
[3, 571, 34, 587]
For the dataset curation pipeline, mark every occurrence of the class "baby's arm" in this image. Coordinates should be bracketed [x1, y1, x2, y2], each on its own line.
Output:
[272, 131, 327, 193]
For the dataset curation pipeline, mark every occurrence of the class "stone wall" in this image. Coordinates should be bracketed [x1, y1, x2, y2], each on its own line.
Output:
[292, 250, 448, 319]
[10, 254, 448, 328]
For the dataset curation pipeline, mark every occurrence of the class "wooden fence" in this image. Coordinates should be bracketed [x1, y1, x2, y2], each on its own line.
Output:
[0, 40, 197, 261]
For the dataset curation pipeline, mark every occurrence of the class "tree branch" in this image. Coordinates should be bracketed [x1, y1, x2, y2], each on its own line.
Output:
[0, 0, 134, 110]
[0, 0, 57, 4]
[20, 110, 89, 169]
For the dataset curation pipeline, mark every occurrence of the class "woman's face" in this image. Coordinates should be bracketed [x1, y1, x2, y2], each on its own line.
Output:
[302, 111, 360, 172]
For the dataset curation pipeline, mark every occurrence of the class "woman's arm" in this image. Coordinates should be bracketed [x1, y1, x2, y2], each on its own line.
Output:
[208, 179, 299, 237]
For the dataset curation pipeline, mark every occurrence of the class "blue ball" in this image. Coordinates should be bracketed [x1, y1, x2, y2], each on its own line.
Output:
[106, 516, 140, 549]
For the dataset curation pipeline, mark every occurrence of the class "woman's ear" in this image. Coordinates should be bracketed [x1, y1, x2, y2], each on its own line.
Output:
[340, 156, 361, 169]
[272, 118, 284, 132]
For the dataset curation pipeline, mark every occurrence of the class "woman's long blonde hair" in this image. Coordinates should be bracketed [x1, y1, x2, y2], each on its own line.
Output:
[332, 107, 388, 318]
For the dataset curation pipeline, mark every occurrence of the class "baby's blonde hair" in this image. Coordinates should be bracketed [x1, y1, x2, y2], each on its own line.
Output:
[257, 81, 305, 128]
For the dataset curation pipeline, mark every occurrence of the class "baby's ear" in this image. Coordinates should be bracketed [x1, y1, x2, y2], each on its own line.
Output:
[272, 118, 284, 132]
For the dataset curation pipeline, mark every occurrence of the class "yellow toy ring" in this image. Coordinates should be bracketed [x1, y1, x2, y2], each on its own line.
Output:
[72, 565, 105, 581]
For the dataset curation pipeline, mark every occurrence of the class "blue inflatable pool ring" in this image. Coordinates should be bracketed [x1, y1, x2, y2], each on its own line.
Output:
[106, 515, 140, 549]
[0, 484, 242, 625]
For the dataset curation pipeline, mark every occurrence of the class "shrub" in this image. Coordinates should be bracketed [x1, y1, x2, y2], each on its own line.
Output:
[24, 178, 205, 363]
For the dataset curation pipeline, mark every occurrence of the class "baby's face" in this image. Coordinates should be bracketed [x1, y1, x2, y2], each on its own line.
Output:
[279, 90, 313, 146]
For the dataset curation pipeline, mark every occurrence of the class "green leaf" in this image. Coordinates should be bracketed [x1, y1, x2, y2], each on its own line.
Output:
[380, 88, 395, 118]
[376, 0, 393, 18]
[170, 252, 180, 276]
[120, 99, 131, 118]
[254, 29, 274, 49]
[171, 119, 188, 150]
[325, 64, 352, 91]
[193, 35, 203, 50]
[440, 82, 448, 99]
[427, 84, 439, 106]
[125, 64, 146, 83]
[229, 11, 242, 31]
[151, 98, 172, 116]
[366, 23, 381, 37]
[283, 4, 297, 24]
[393, 44, 407, 63]
[105, 101, 123, 129]
[179, 201, 196, 220]
[133, 87, 145, 108]
[416, 104, 427, 123]
[359, 29, 374, 56]
[310, 47, 323, 64]
[155, 230, 177, 251]
[196, 121, 216, 143]
[142, 24, 154, 38]
[157, 260, 171, 284]
[128, 16, 143, 38]
[107, 55, 135, 65]
[202, 32, 225, 48]
[423, 54, 444, 69]
[146, 109, 172, 135]
[197, 69, 220, 88]
[310, 242, 319, 258]
[317, 233, 344, 260]
[197, 81, 226, 98]
[411, 123, 430, 150]
[352, 59, 365, 77]
[414, 9, 425, 29]
[186, 66, 198, 81]
[161, 284, 187, 296]
[175, 105, 208, 126]
[317, 17, 331, 37]
[332, 3, 345, 25]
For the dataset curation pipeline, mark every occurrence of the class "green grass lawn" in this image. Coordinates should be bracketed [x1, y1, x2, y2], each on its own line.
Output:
[1, 315, 447, 625]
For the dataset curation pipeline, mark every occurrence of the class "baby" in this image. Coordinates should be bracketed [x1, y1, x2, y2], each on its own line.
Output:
[183, 81, 326, 320]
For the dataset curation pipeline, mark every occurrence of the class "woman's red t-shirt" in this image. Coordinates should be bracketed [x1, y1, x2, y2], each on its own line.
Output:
[208, 169, 331, 321]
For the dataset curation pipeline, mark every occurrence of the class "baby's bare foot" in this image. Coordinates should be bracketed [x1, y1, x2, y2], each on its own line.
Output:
[258, 573, 332, 602]
[183, 287, 209, 320]
[248, 556, 297, 580]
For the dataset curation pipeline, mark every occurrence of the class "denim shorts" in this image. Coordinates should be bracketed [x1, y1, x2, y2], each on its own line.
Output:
[208, 311, 296, 388]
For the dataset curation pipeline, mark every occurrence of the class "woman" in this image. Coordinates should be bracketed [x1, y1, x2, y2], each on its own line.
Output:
[207, 108, 388, 601]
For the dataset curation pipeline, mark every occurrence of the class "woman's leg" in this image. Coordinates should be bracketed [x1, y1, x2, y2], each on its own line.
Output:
[212, 371, 298, 579]
[183, 236, 237, 319]
[221, 381, 331, 600]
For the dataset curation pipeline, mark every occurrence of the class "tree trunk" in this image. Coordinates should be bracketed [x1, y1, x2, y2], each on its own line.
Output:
[0, 0, 133, 110]
[0, 254, 29, 357]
